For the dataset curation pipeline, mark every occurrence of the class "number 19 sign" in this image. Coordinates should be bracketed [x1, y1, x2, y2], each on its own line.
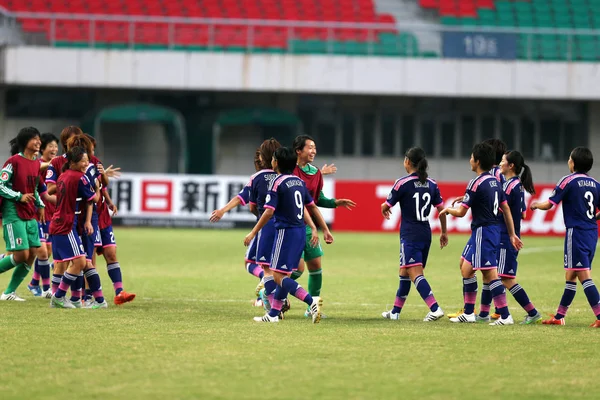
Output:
[442, 31, 517, 60]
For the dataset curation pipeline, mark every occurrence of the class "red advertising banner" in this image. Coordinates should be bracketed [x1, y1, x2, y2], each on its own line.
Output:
[333, 181, 569, 237]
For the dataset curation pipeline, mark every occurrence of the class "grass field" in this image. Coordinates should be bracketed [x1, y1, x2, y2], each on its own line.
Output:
[0, 228, 599, 400]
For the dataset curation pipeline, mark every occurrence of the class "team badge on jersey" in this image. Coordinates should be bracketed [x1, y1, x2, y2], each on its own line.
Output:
[16, 238, 22, 245]
[265, 194, 271, 203]
[0, 171, 8, 181]
[46, 169, 53, 179]
[463, 193, 470, 203]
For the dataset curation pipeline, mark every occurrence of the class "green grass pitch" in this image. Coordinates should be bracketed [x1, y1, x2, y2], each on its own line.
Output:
[0, 228, 599, 400]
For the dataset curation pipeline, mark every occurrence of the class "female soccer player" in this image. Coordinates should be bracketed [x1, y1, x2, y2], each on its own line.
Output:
[0, 127, 46, 301]
[380, 147, 447, 322]
[440, 143, 523, 326]
[531, 147, 600, 327]
[293, 135, 355, 317]
[477, 150, 541, 324]
[27, 132, 59, 298]
[244, 147, 333, 323]
[50, 146, 107, 309]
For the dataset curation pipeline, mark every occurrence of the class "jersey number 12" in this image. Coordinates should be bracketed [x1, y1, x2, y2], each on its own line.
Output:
[413, 192, 431, 221]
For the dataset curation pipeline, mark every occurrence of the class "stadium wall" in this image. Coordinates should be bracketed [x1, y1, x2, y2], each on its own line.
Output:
[3, 47, 600, 99]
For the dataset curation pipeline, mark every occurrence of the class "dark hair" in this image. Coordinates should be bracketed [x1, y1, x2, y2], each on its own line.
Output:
[273, 147, 297, 174]
[570, 147, 594, 174]
[472, 143, 495, 171]
[10, 127, 40, 155]
[505, 150, 535, 194]
[253, 148, 261, 171]
[258, 138, 281, 170]
[40, 132, 59, 154]
[59, 125, 83, 151]
[63, 146, 87, 172]
[66, 134, 94, 155]
[482, 138, 507, 166]
[293, 135, 315, 155]
[405, 147, 428, 183]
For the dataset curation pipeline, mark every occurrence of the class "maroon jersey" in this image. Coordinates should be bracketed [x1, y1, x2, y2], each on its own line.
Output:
[46, 154, 68, 184]
[293, 164, 324, 201]
[0, 154, 43, 220]
[97, 188, 112, 229]
[50, 169, 96, 235]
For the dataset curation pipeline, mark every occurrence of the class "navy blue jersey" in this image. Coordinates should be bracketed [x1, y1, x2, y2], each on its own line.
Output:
[549, 173, 600, 230]
[500, 177, 525, 237]
[264, 174, 314, 229]
[491, 166, 507, 225]
[462, 172, 507, 229]
[247, 169, 278, 217]
[386, 173, 443, 242]
[84, 163, 100, 224]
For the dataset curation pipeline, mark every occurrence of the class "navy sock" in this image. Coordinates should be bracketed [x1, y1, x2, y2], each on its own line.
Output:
[55, 273, 77, 299]
[70, 272, 84, 302]
[509, 284, 537, 317]
[582, 279, 600, 320]
[107, 262, 124, 295]
[268, 285, 289, 318]
[84, 268, 104, 304]
[489, 279, 509, 319]
[29, 259, 41, 287]
[84, 288, 93, 301]
[555, 281, 577, 319]
[414, 275, 439, 312]
[264, 275, 277, 296]
[38, 259, 51, 291]
[463, 277, 478, 315]
[479, 284, 492, 317]
[281, 277, 313, 306]
[392, 276, 411, 314]
[246, 263, 263, 280]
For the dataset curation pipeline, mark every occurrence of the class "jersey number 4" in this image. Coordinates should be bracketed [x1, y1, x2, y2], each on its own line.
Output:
[413, 193, 431, 221]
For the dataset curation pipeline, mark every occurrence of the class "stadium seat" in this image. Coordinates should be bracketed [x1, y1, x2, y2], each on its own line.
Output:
[425, 0, 600, 61]
[2, 0, 411, 56]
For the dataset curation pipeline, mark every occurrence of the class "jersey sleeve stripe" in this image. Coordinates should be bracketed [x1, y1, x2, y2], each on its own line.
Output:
[505, 180, 520, 194]
[272, 175, 293, 191]
[264, 205, 276, 210]
[559, 174, 587, 189]
[471, 175, 495, 192]
[460, 203, 470, 209]
[385, 201, 393, 208]
[237, 194, 247, 206]
[306, 201, 315, 207]
[393, 176, 418, 190]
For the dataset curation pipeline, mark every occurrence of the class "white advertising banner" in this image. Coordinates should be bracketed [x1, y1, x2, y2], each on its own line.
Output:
[109, 173, 334, 228]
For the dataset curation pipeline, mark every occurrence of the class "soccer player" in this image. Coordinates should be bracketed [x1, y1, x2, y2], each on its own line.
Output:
[0, 127, 46, 301]
[380, 147, 447, 322]
[476, 150, 541, 324]
[81, 134, 135, 305]
[50, 146, 106, 309]
[292, 135, 355, 317]
[244, 147, 333, 323]
[27, 132, 59, 298]
[531, 147, 600, 327]
[440, 143, 523, 325]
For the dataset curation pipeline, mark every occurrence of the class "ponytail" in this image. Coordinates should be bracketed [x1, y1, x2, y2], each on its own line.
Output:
[505, 150, 535, 195]
[405, 147, 428, 183]
[416, 158, 428, 183]
[521, 164, 535, 195]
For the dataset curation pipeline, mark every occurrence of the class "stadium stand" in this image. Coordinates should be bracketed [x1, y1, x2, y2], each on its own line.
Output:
[0, 0, 429, 56]
[1, 0, 598, 60]
[420, 0, 600, 61]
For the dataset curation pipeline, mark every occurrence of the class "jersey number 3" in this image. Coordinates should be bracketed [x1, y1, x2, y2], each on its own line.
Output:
[585, 191, 595, 219]
[413, 193, 431, 221]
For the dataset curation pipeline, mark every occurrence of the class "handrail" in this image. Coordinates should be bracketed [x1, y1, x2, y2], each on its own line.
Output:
[5, 11, 600, 35]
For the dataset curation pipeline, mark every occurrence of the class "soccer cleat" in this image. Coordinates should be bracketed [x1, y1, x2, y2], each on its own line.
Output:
[255, 278, 265, 298]
[490, 313, 501, 320]
[253, 298, 263, 307]
[423, 307, 444, 322]
[280, 298, 291, 318]
[27, 285, 42, 297]
[382, 310, 400, 320]
[489, 315, 514, 326]
[542, 315, 565, 325]
[449, 313, 476, 323]
[82, 298, 94, 308]
[476, 315, 491, 322]
[41, 290, 53, 299]
[0, 292, 25, 301]
[310, 297, 323, 324]
[520, 313, 542, 325]
[253, 314, 279, 323]
[447, 308, 478, 319]
[114, 291, 136, 305]
[71, 299, 82, 309]
[590, 320, 600, 328]
[259, 289, 271, 311]
[84, 300, 108, 309]
[50, 295, 76, 309]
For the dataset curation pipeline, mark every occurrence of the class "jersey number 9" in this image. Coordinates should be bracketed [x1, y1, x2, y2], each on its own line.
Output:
[294, 190, 304, 220]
